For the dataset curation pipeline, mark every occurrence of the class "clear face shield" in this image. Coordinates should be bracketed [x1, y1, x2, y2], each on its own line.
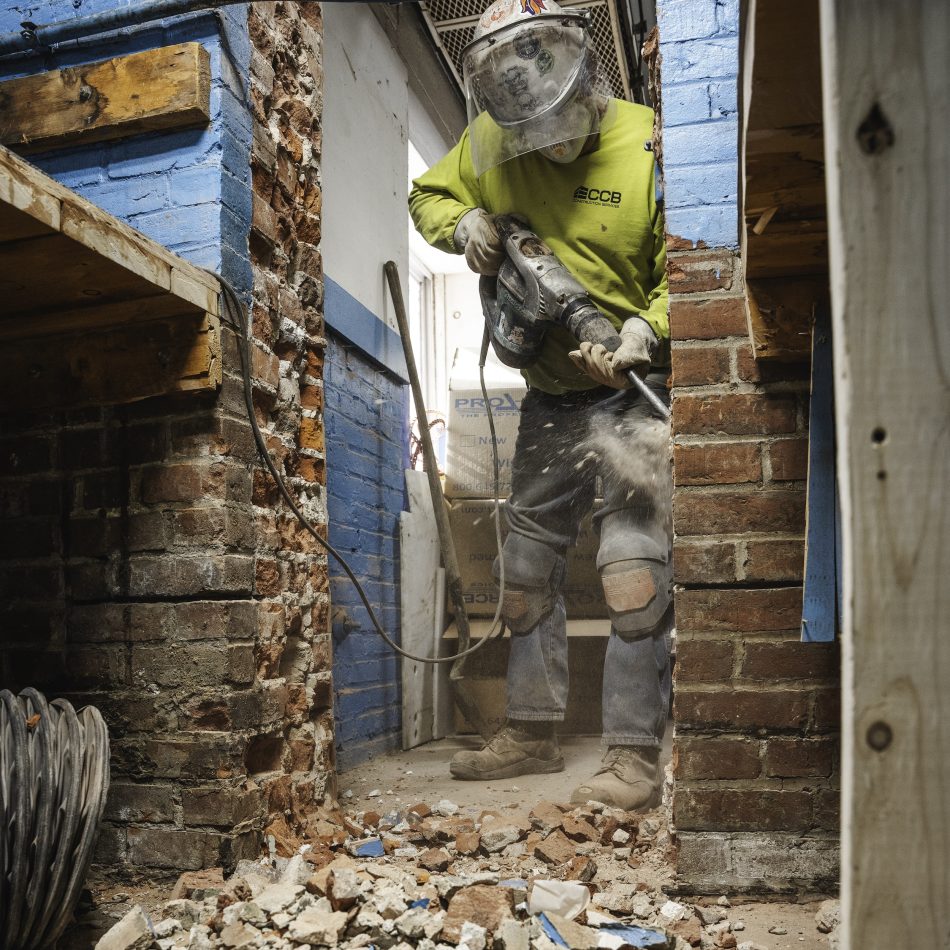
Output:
[462, 13, 616, 176]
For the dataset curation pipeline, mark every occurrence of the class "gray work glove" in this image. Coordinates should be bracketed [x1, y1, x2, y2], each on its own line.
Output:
[454, 208, 503, 275]
[568, 317, 658, 390]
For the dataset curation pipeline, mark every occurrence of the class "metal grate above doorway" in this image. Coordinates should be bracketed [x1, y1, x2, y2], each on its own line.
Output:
[418, 0, 638, 103]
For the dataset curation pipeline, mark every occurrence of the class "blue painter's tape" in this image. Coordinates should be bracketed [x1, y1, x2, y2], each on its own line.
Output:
[410, 899, 430, 909]
[539, 914, 569, 948]
[802, 307, 837, 643]
[324, 277, 409, 383]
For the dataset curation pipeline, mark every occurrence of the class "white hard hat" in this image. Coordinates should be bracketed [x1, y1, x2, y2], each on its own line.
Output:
[461, 0, 615, 174]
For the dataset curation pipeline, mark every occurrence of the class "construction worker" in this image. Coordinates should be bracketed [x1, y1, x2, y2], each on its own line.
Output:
[409, 0, 671, 810]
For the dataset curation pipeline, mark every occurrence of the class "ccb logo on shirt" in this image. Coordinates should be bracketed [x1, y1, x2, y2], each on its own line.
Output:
[573, 186, 623, 207]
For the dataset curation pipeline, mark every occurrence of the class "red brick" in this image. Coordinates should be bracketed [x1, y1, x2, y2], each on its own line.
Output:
[740, 641, 838, 681]
[674, 489, 805, 536]
[674, 788, 814, 832]
[667, 252, 736, 294]
[674, 737, 761, 781]
[671, 345, 731, 386]
[676, 587, 803, 633]
[742, 539, 804, 582]
[675, 689, 809, 730]
[674, 442, 762, 485]
[299, 416, 325, 453]
[675, 638, 734, 682]
[669, 295, 747, 340]
[674, 393, 798, 436]
[765, 738, 836, 778]
[673, 539, 737, 583]
[813, 788, 840, 829]
[769, 439, 809, 481]
[139, 462, 232, 505]
[811, 688, 841, 733]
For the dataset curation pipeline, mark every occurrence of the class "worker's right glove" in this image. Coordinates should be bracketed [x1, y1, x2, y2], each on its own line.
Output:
[610, 317, 658, 380]
[454, 209, 503, 275]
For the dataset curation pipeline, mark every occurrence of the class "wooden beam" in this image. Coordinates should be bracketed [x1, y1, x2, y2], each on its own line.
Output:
[745, 275, 825, 362]
[0, 312, 220, 410]
[0, 43, 211, 152]
[744, 218, 829, 280]
[820, 0, 950, 945]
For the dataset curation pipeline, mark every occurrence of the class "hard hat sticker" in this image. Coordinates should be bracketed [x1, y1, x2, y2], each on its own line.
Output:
[521, 0, 547, 14]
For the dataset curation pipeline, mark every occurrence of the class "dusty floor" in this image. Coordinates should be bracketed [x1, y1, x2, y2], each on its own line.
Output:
[335, 734, 835, 950]
[74, 733, 837, 949]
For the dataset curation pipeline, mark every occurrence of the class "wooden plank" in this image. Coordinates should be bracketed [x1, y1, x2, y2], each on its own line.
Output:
[0, 43, 211, 152]
[801, 307, 837, 642]
[745, 276, 825, 361]
[744, 219, 829, 279]
[400, 470, 443, 750]
[0, 146, 219, 310]
[819, 0, 950, 945]
[0, 232, 166, 316]
[0, 312, 220, 410]
[0, 292, 196, 342]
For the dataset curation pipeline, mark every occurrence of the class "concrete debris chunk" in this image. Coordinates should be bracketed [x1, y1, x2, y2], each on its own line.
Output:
[533, 829, 576, 866]
[540, 912, 600, 950]
[442, 885, 515, 943]
[659, 899, 689, 922]
[286, 907, 349, 945]
[458, 920, 488, 950]
[479, 822, 525, 854]
[696, 905, 727, 926]
[328, 866, 363, 910]
[218, 922, 259, 949]
[495, 918, 530, 950]
[256, 882, 305, 916]
[815, 899, 840, 934]
[94, 906, 156, 950]
[420, 847, 453, 871]
[434, 799, 460, 817]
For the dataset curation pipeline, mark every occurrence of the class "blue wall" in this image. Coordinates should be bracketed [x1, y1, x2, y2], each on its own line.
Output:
[657, 0, 740, 248]
[0, 1, 252, 292]
[323, 286, 409, 771]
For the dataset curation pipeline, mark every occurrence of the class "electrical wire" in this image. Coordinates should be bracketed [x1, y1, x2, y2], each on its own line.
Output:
[216, 275, 505, 665]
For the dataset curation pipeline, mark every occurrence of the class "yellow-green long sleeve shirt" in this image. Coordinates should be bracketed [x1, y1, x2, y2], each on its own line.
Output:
[409, 99, 669, 395]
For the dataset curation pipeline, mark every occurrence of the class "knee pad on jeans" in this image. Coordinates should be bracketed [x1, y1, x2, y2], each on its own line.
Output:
[598, 530, 672, 637]
[493, 533, 565, 633]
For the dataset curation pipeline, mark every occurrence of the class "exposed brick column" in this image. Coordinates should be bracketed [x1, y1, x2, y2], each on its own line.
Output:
[667, 248, 840, 891]
[246, 1, 335, 845]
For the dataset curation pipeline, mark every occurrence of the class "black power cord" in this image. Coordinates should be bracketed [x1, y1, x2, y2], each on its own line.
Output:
[216, 275, 504, 665]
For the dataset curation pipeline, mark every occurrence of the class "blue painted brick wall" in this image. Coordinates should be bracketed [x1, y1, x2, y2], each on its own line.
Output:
[657, 0, 740, 248]
[0, 1, 252, 292]
[324, 333, 410, 772]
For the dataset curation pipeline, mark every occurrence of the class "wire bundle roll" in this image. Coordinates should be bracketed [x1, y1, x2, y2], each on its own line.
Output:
[0, 689, 110, 949]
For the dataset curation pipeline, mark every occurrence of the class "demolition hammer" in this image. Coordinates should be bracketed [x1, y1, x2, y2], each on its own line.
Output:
[479, 215, 671, 421]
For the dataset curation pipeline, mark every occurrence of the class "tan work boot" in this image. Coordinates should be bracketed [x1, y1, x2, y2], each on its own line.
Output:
[570, 745, 661, 810]
[450, 720, 564, 781]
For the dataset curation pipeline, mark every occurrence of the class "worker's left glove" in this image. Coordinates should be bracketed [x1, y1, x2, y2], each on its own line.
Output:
[568, 318, 658, 390]
[454, 209, 504, 275]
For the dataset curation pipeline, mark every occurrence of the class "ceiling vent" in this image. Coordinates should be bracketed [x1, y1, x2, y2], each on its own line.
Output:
[418, 0, 643, 104]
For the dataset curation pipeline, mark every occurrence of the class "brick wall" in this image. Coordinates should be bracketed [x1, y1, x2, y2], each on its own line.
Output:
[0, 1, 333, 873]
[656, 0, 840, 892]
[324, 335, 409, 771]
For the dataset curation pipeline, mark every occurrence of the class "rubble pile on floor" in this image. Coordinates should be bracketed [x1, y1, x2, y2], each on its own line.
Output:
[95, 797, 839, 950]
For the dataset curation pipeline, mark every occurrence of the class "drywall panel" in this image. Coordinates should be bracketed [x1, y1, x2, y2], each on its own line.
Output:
[323, 3, 408, 328]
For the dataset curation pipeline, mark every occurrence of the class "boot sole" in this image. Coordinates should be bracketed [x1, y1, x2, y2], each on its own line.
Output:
[450, 754, 565, 782]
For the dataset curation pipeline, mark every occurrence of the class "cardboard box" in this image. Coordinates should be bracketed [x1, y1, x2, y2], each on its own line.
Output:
[445, 350, 527, 499]
[446, 498, 607, 619]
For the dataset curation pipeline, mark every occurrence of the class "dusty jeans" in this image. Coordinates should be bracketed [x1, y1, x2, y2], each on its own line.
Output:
[499, 375, 672, 748]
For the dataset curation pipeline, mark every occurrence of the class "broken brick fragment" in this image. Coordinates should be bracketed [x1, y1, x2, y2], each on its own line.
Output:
[533, 829, 577, 865]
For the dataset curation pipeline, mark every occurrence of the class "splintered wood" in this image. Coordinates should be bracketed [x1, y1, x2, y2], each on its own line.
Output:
[741, 0, 828, 362]
[0, 144, 220, 410]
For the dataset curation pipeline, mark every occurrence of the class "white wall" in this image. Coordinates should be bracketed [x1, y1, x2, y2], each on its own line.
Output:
[323, 4, 409, 327]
